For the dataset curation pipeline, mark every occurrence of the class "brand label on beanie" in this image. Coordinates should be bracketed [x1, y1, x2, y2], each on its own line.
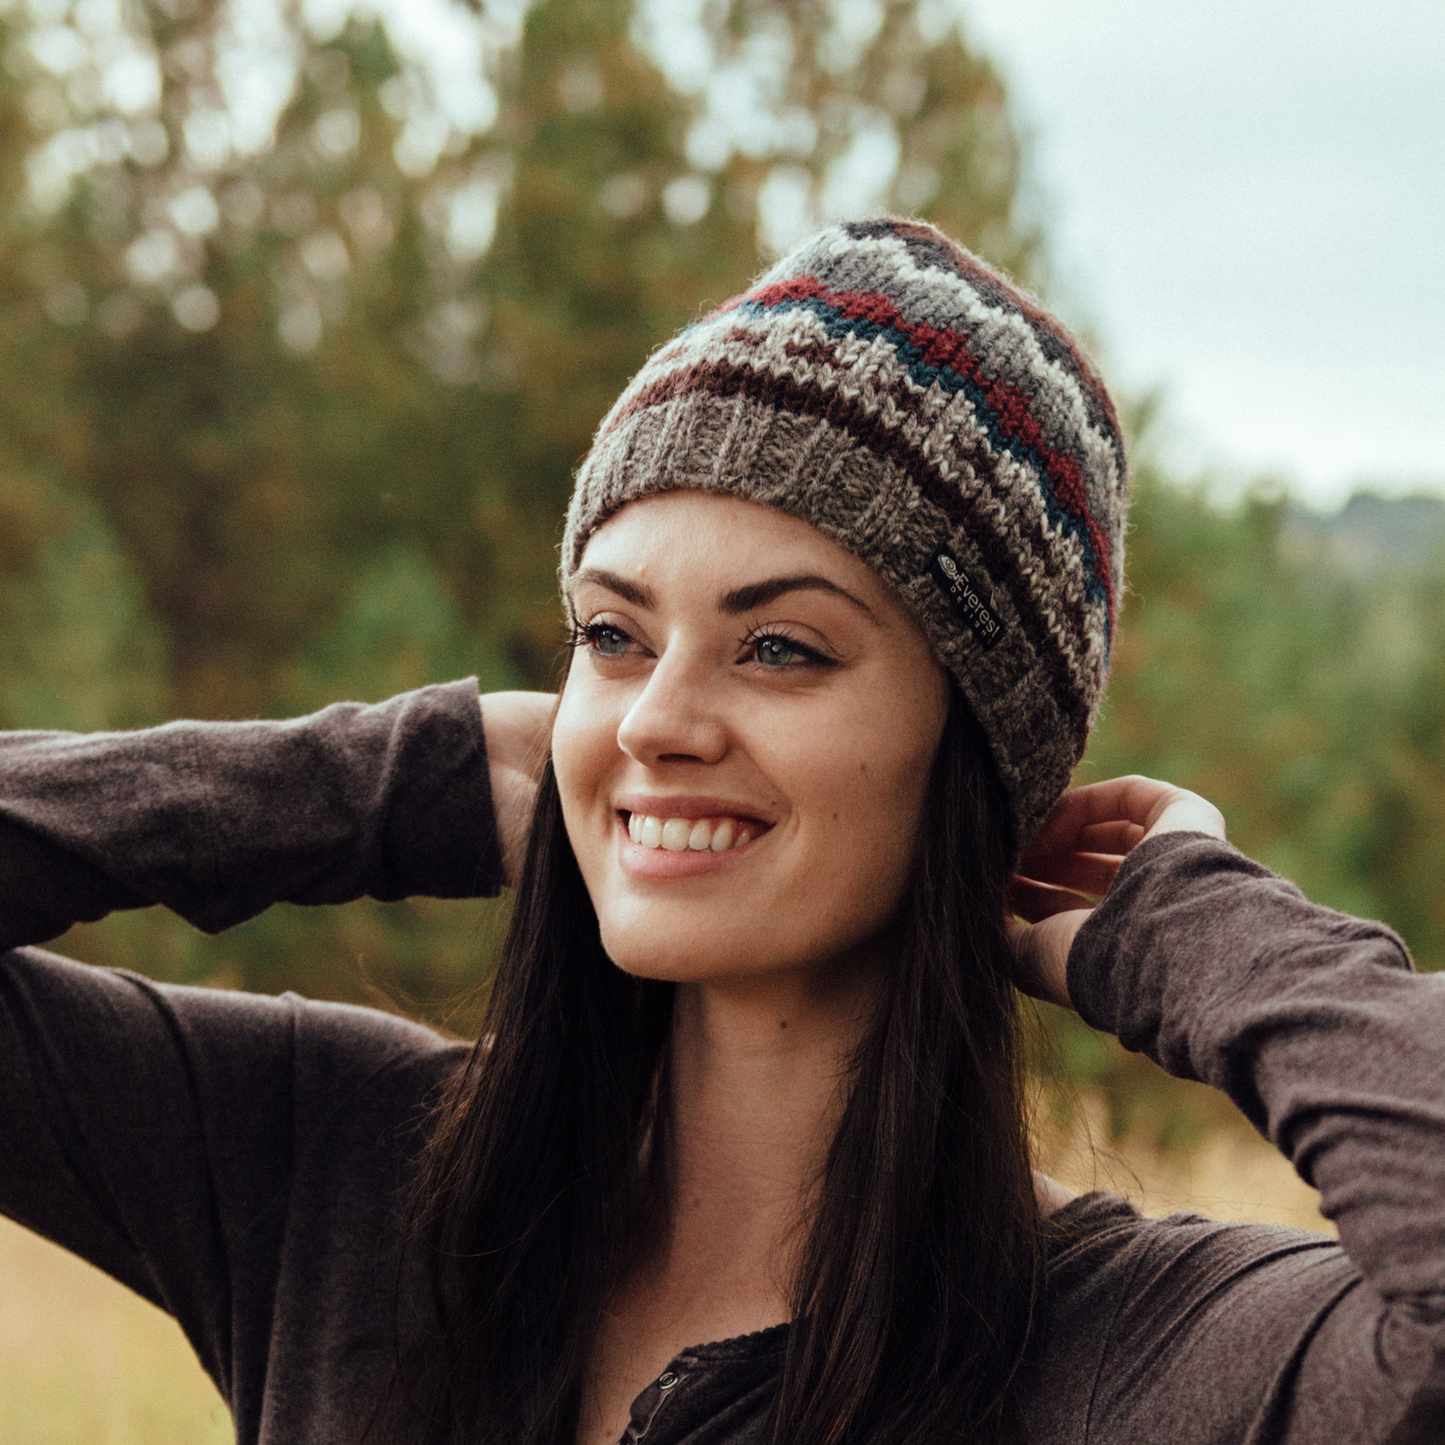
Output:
[928, 548, 1003, 649]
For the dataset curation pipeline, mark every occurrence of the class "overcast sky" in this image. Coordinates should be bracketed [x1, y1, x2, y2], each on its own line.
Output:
[960, 0, 1445, 507]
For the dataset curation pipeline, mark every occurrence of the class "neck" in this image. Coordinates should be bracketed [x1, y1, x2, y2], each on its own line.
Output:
[650, 956, 882, 1322]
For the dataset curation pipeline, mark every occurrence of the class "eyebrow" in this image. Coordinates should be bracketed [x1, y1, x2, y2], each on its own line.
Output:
[568, 567, 875, 620]
[719, 574, 875, 619]
[570, 567, 653, 608]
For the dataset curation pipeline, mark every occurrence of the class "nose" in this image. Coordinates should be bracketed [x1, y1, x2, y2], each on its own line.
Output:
[616, 649, 729, 768]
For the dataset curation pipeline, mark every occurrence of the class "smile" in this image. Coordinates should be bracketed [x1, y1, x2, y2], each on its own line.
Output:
[625, 814, 759, 852]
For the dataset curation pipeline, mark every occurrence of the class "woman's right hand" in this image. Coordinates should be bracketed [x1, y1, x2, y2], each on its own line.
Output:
[1007, 776, 1227, 1009]
[481, 691, 556, 887]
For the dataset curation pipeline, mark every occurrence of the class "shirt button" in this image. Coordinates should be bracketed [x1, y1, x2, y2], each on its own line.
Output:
[657, 1371, 680, 1390]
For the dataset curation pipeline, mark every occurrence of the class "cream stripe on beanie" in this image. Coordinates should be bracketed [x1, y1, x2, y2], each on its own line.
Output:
[563, 216, 1128, 850]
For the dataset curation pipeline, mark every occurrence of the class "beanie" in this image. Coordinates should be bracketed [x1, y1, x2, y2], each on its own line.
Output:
[561, 216, 1128, 850]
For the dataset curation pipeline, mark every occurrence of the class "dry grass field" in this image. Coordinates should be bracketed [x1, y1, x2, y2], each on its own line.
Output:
[1034, 1095, 1332, 1236]
[0, 1111, 1328, 1445]
[0, 1218, 230, 1445]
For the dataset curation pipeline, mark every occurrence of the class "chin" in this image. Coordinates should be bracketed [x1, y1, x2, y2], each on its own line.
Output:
[594, 903, 796, 984]
[594, 898, 884, 989]
[598, 928, 769, 984]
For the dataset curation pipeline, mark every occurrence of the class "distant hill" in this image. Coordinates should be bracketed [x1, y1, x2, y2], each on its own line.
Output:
[1279, 493, 1445, 575]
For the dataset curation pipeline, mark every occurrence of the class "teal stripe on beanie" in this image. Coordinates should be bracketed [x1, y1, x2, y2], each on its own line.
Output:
[563, 216, 1129, 851]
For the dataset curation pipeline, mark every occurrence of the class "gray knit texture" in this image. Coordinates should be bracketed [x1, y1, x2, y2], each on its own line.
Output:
[562, 217, 1129, 848]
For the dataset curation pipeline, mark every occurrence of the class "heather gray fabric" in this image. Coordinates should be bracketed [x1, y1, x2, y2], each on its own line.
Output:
[0, 682, 1443, 1444]
[0, 677, 500, 945]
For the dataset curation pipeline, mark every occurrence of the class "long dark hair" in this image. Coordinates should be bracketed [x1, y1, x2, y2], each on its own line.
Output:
[376, 686, 1045, 1444]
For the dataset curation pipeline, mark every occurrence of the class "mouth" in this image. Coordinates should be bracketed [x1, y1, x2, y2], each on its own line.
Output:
[619, 809, 772, 854]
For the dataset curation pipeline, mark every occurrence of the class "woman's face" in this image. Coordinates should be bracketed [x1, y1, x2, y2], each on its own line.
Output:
[553, 491, 950, 986]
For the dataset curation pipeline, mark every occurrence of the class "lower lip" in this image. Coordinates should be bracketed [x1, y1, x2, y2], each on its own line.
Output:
[615, 819, 766, 879]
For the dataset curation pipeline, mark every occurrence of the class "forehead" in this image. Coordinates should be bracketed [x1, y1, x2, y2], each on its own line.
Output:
[576, 491, 867, 585]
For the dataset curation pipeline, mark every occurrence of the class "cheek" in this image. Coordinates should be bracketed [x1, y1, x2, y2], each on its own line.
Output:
[550, 678, 617, 862]
[792, 716, 938, 938]
[677, 687, 944, 975]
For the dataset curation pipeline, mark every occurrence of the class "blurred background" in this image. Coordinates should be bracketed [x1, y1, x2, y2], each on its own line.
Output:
[0, 0, 1440, 1437]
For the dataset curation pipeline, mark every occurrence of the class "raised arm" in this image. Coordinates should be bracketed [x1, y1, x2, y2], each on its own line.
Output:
[1013, 781, 1445, 1441]
[0, 679, 560, 1422]
[0, 680, 541, 951]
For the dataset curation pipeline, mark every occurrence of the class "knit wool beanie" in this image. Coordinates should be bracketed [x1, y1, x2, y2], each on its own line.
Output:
[562, 216, 1128, 850]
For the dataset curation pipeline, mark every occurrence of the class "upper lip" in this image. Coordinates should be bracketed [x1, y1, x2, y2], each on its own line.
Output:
[614, 794, 777, 827]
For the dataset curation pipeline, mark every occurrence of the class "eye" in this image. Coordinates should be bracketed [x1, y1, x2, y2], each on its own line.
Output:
[756, 636, 803, 667]
[581, 622, 634, 657]
[747, 630, 828, 669]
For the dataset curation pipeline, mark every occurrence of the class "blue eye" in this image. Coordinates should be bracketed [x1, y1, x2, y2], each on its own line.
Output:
[756, 636, 802, 666]
[585, 623, 631, 656]
[749, 632, 830, 668]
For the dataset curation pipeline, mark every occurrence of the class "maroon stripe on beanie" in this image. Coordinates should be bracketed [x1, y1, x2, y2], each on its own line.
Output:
[724, 275, 1118, 632]
[841, 219, 1125, 448]
[606, 319, 1097, 664]
[608, 358, 1092, 730]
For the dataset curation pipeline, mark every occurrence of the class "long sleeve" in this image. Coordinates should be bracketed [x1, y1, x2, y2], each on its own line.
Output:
[0, 678, 503, 951]
[1059, 832, 1445, 1443]
[0, 682, 501, 1440]
[0, 946, 466, 1441]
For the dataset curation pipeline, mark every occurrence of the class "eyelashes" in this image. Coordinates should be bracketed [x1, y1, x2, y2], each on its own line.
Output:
[739, 624, 832, 669]
[569, 619, 834, 669]
[568, 621, 631, 658]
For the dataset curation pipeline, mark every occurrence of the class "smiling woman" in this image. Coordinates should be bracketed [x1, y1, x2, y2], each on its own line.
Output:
[558, 495, 949, 982]
[1, 217, 1444, 1445]
[401, 485, 1037, 1445]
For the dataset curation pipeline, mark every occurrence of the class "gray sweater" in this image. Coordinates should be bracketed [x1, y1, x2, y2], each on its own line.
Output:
[0, 680, 1441, 1444]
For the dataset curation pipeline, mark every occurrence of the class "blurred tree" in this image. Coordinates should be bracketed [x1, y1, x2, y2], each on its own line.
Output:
[0, 0, 1037, 719]
[0, 451, 166, 729]
[1054, 459, 1445, 1140]
[0, 0, 1038, 1000]
[1086, 461, 1445, 972]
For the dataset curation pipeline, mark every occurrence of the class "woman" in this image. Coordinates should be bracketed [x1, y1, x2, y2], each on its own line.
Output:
[0, 217, 1441, 1445]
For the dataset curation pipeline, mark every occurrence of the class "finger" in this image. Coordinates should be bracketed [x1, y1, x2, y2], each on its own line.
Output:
[1078, 819, 1147, 854]
[1006, 908, 1089, 1009]
[1008, 876, 1096, 923]
[1028, 776, 1180, 850]
[1028, 777, 1224, 853]
[1010, 851, 1123, 898]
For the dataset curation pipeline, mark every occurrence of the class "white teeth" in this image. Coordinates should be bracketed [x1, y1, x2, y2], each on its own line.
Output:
[626, 814, 756, 853]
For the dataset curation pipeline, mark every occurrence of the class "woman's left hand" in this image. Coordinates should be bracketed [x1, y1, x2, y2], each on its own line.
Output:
[1008, 777, 1226, 1009]
[481, 691, 556, 887]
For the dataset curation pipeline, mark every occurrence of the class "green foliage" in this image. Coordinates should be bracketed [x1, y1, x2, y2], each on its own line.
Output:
[0, 454, 166, 730]
[0, 0, 1035, 1011]
[3, 0, 1441, 1152]
[1089, 463, 1445, 972]
[1045, 457, 1445, 1136]
[0, 0, 1035, 718]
